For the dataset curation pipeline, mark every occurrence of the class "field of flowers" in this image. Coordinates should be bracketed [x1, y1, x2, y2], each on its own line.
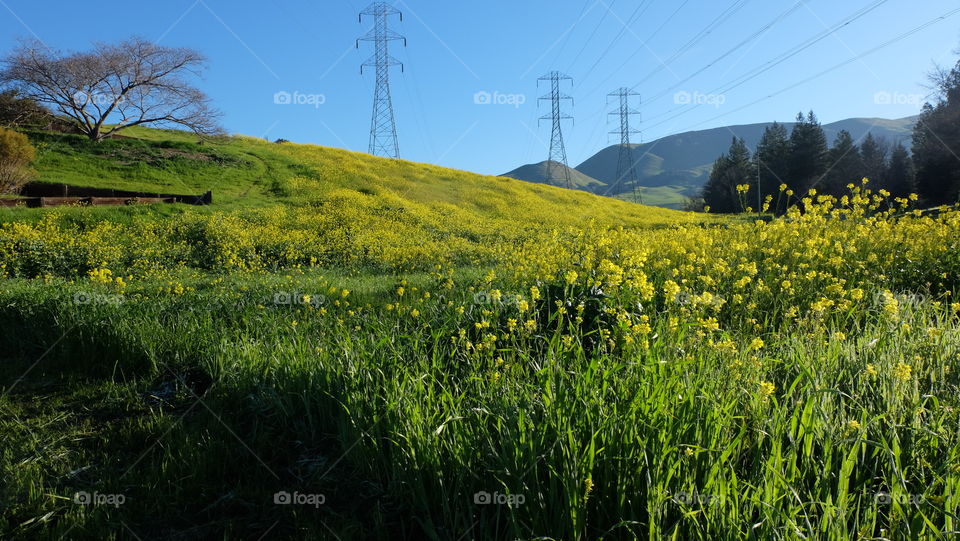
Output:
[1, 179, 959, 539]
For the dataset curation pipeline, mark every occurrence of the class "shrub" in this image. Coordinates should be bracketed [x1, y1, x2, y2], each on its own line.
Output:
[0, 126, 37, 194]
[0, 90, 50, 129]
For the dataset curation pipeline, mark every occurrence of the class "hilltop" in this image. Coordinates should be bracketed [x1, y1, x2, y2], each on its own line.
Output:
[501, 160, 606, 192]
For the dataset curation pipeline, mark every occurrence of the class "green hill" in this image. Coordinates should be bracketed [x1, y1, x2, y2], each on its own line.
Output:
[0, 128, 705, 274]
[16, 127, 691, 223]
[501, 160, 606, 191]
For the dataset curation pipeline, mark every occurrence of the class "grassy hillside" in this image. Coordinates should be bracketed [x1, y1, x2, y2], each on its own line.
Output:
[617, 185, 700, 209]
[0, 128, 703, 277]
[20, 127, 686, 221]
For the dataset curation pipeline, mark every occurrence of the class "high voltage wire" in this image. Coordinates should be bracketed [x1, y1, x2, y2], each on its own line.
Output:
[639, 0, 807, 103]
[566, 0, 618, 71]
[641, 0, 891, 127]
[633, 0, 752, 89]
[575, 0, 690, 159]
[648, 6, 960, 137]
[549, 0, 593, 70]
[574, 0, 655, 86]
[523, 1, 593, 166]
[580, 0, 750, 151]
[583, 0, 691, 100]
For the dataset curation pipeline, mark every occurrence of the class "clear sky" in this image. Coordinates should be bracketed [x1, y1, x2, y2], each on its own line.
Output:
[1, 0, 958, 175]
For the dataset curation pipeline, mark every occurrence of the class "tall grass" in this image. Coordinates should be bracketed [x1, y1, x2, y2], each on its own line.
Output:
[1, 186, 958, 539]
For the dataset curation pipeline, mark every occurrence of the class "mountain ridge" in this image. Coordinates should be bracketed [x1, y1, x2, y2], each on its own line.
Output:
[503, 116, 917, 208]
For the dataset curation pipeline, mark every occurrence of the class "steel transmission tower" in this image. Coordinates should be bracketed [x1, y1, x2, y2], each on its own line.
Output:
[538, 71, 574, 189]
[357, 3, 406, 159]
[608, 88, 642, 203]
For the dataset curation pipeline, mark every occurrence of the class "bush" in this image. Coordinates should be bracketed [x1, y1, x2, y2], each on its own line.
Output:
[0, 90, 50, 129]
[0, 126, 37, 194]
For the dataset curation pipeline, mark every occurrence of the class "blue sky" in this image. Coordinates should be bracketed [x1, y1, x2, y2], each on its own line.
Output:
[1, 0, 958, 175]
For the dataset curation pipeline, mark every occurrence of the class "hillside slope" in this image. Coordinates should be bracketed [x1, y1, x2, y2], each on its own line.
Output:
[2, 128, 706, 273]
[18, 128, 692, 224]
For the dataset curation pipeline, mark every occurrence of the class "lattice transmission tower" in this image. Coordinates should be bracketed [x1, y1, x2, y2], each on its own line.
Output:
[357, 2, 406, 159]
[608, 88, 642, 203]
[538, 71, 574, 189]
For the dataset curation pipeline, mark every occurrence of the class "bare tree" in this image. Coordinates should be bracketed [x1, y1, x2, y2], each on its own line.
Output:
[0, 37, 222, 141]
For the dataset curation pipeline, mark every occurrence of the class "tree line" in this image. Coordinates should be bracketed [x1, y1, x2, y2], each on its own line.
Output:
[700, 54, 960, 213]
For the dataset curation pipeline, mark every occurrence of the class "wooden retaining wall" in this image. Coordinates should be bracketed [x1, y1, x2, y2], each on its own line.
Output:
[2, 183, 213, 208]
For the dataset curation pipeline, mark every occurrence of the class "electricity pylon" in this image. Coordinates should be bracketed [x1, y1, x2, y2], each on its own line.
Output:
[538, 71, 574, 189]
[358, 3, 405, 159]
[608, 88, 642, 203]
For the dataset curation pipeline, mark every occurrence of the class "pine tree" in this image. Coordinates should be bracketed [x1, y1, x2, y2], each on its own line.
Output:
[788, 111, 828, 196]
[822, 130, 863, 197]
[754, 122, 790, 214]
[702, 137, 752, 213]
[913, 57, 960, 206]
[886, 142, 915, 199]
[859, 133, 889, 189]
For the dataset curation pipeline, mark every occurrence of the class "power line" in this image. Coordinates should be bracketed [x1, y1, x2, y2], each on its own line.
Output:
[566, 0, 618, 72]
[580, 0, 748, 151]
[575, 0, 654, 86]
[582, 0, 692, 100]
[641, 0, 891, 128]
[640, 0, 806, 104]
[632, 0, 752, 89]
[549, 0, 594, 69]
[654, 6, 960, 136]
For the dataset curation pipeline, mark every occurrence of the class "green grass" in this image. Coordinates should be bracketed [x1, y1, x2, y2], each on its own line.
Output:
[1, 265, 957, 540]
[1, 127, 958, 540]
[26, 128, 311, 207]
[616, 185, 700, 209]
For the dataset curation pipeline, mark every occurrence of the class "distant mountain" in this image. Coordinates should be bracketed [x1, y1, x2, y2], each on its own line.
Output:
[502, 160, 605, 191]
[503, 117, 917, 209]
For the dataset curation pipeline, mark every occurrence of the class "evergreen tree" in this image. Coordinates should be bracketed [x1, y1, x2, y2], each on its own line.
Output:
[859, 133, 889, 190]
[754, 122, 790, 214]
[913, 57, 960, 205]
[886, 141, 916, 199]
[702, 137, 752, 213]
[822, 130, 863, 197]
[788, 111, 828, 196]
